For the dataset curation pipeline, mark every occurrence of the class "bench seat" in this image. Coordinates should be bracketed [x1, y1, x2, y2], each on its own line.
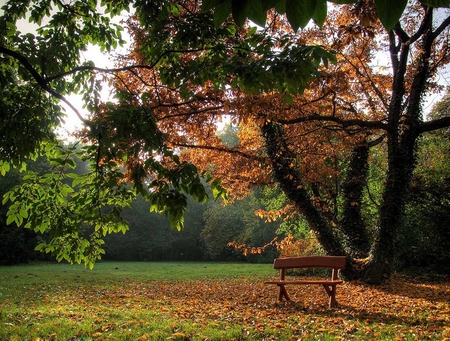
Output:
[265, 279, 343, 285]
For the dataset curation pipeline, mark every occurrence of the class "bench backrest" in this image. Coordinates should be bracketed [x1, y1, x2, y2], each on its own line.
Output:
[273, 256, 347, 270]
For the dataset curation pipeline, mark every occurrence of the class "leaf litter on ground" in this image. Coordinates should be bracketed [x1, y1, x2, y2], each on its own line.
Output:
[0, 266, 449, 341]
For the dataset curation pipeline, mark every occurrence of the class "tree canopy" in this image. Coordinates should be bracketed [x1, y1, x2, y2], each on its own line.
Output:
[1, 0, 450, 282]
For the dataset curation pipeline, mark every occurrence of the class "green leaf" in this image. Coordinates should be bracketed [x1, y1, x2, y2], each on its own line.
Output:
[66, 172, 79, 179]
[245, 26, 257, 37]
[312, 0, 327, 28]
[285, 0, 316, 31]
[6, 214, 16, 226]
[5, 21, 16, 30]
[0, 161, 10, 176]
[72, 176, 84, 187]
[2, 193, 10, 206]
[274, 0, 286, 13]
[232, 0, 250, 26]
[211, 178, 228, 202]
[35, 243, 46, 251]
[15, 215, 23, 226]
[214, 0, 232, 27]
[375, 0, 408, 31]
[19, 208, 29, 219]
[202, 0, 223, 11]
[60, 185, 75, 196]
[246, 0, 267, 27]
[420, 0, 450, 6]
[261, 0, 284, 10]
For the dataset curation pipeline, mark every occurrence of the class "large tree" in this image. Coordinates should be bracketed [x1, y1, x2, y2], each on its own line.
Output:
[108, 0, 450, 283]
[1, 0, 450, 282]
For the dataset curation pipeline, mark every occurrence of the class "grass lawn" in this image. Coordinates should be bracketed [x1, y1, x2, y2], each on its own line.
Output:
[0, 261, 449, 340]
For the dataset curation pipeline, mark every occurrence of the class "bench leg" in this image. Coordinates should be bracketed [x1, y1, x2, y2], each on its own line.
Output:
[322, 284, 338, 308]
[277, 284, 290, 301]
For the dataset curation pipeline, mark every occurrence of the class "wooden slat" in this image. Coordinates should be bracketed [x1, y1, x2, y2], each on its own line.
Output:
[273, 256, 346, 270]
[264, 280, 343, 285]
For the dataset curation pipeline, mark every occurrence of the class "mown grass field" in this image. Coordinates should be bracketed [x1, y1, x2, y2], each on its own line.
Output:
[0, 262, 449, 340]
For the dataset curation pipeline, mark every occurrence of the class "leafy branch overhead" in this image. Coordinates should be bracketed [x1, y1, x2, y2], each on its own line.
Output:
[202, 0, 450, 31]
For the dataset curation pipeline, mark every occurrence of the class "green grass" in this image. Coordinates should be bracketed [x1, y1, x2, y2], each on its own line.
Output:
[0, 261, 274, 285]
[0, 262, 276, 341]
[1, 262, 449, 341]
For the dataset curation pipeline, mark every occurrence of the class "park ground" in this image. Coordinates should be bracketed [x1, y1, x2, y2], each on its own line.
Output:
[0, 262, 449, 340]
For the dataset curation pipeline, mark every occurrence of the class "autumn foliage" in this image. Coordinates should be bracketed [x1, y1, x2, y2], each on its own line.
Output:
[228, 232, 324, 258]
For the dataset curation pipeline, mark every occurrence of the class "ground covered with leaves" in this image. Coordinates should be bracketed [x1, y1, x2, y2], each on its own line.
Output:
[1, 263, 449, 340]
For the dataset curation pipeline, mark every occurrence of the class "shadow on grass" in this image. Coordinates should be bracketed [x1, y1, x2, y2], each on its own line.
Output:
[357, 273, 450, 303]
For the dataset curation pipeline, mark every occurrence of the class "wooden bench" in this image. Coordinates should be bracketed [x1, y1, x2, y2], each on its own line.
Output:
[264, 256, 346, 308]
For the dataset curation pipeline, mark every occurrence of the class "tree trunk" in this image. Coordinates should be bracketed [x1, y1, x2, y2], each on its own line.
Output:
[362, 140, 416, 283]
[261, 121, 345, 254]
[261, 121, 358, 278]
[362, 10, 435, 284]
[340, 145, 371, 259]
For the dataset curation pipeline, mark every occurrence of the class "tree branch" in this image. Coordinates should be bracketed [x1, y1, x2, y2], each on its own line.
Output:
[157, 105, 224, 121]
[432, 12, 450, 39]
[45, 48, 206, 83]
[170, 142, 263, 161]
[339, 52, 389, 110]
[0, 45, 88, 124]
[409, 6, 433, 44]
[277, 114, 388, 131]
[419, 116, 450, 133]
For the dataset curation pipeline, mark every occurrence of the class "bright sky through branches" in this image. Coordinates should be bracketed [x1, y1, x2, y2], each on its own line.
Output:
[0, 0, 130, 138]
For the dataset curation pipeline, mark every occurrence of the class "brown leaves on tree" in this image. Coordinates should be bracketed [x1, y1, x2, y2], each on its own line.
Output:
[101, 1, 393, 204]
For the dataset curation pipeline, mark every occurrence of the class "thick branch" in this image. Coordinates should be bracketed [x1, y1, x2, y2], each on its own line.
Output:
[277, 114, 388, 131]
[261, 120, 346, 257]
[388, 27, 410, 137]
[393, 23, 410, 44]
[0, 45, 87, 123]
[419, 117, 450, 133]
[432, 13, 450, 39]
[389, 30, 400, 74]
[157, 105, 224, 121]
[403, 7, 434, 139]
[409, 6, 433, 44]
